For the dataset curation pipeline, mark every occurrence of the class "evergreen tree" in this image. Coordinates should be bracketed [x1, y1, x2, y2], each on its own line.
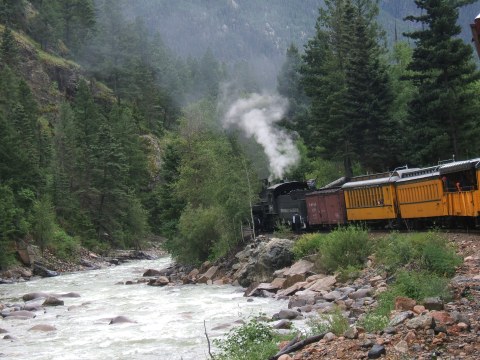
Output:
[404, 0, 480, 164]
[58, 0, 96, 54]
[0, 26, 18, 68]
[0, 0, 25, 28]
[301, 0, 394, 175]
[29, 0, 62, 51]
[277, 44, 308, 130]
[343, 0, 396, 172]
[0, 184, 25, 268]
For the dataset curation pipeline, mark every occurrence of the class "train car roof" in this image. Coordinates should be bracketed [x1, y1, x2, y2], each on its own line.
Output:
[439, 158, 480, 174]
[320, 176, 348, 189]
[341, 167, 421, 189]
[396, 166, 439, 183]
[342, 175, 399, 189]
[306, 187, 343, 196]
[267, 181, 309, 193]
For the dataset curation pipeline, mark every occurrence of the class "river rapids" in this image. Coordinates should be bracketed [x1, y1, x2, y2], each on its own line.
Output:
[0, 256, 287, 360]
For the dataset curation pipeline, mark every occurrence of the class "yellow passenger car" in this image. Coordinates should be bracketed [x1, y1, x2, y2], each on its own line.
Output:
[342, 173, 400, 221]
[396, 167, 446, 219]
[439, 159, 480, 218]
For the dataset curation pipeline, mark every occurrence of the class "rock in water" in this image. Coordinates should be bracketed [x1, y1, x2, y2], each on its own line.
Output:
[109, 315, 136, 324]
[32, 262, 58, 277]
[42, 296, 64, 306]
[29, 324, 57, 332]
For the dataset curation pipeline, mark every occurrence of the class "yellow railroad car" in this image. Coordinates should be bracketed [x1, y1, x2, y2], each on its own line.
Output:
[439, 159, 480, 218]
[342, 173, 400, 222]
[396, 167, 446, 219]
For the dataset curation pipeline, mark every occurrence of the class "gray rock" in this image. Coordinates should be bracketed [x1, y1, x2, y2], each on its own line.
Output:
[29, 324, 56, 332]
[272, 309, 303, 320]
[423, 297, 444, 311]
[344, 326, 359, 339]
[22, 292, 49, 301]
[234, 238, 294, 287]
[109, 315, 136, 324]
[42, 296, 64, 306]
[272, 319, 292, 329]
[349, 288, 372, 300]
[283, 259, 314, 277]
[368, 344, 386, 359]
[143, 269, 163, 277]
[451, 311, 471, 326]
[4, 310, 36, 319]
[389, 311, 413, 327]
[32, 262, 58, 277]
[323, 290, 344, 302]
[406, 314, 434, 330]
[324, 332, 336, 342]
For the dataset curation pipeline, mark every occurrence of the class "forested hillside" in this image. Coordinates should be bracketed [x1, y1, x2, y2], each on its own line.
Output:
[122, 0, 480, 85]
[0, 0, 479, 268]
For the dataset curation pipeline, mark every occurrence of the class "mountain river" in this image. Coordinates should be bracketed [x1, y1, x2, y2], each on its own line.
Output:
[0, 256, 288, 360]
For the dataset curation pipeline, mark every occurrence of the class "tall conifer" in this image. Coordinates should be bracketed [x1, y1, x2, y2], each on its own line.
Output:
[404, 0, 480, 164]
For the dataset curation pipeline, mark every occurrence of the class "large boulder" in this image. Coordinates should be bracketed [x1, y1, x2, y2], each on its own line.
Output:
[32, 262, 58, 278]
[233, 238, 294, 287]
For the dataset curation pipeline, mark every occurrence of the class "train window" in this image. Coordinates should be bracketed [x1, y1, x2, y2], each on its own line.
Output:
[442, 170, 477, 192]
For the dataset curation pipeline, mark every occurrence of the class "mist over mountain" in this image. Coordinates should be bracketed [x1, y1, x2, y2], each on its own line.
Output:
[122, 0, 480, 87]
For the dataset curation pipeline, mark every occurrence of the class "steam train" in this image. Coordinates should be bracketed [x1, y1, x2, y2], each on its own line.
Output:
[252, 158, 480, 232]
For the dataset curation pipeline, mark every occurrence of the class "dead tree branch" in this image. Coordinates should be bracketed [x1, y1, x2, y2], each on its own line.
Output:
[269, 332, 326, 360]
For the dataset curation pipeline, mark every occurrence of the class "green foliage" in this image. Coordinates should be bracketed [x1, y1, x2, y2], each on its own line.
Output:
[403, 0, 480, 164]
[50, 228, 81, 261]
[336, 265, 362, 283]
[31, 196, 56, 254]
[307, 306, 349, 336]
[164, 104, 260, 263]
[392, 270, 452, 303]
[0, 184, 24, 268]
[358, 312, 390, 333]
[292, 233, 326, 259]
[213, 318, 279, 360]
[301, 0, 396, 175]
[375, 231, 461, 276]
[165, 205, 222, 264]
[316, 226, 372, 273]
[273, 221, 293, 239]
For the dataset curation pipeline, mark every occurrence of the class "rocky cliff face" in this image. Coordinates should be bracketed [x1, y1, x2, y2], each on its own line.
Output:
[10, 27, 114, 115]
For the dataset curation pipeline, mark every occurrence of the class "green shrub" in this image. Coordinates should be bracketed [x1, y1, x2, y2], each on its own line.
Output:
[337, 265, 362, 283]
[359, 269, 453, 333]
[392, 270, 451, 302]
[292, 233, 326, 259]
[273, 221, 293, 238]
[213, 319, 280, 360]
[306, 306, 349, 336]
[375, 231, 461, 276]
[51, 229, 81, 261]
[358, 312, 390, 333]
[316, 226, 372, 273]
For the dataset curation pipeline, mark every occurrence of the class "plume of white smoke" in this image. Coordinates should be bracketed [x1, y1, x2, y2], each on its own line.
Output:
[222, 93, 300, 180]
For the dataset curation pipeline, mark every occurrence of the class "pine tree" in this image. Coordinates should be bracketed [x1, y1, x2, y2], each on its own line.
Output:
[404, 0, 480, 164]
[0, 0, 25, 28]
[277, 44, 308, 131]
[301, 0, 394, 175]
[0, 26, 18, 68]
[343, 0, 396, 172]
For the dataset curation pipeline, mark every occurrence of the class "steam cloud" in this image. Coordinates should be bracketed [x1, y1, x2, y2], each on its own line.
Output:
[222, 93, 299, 180]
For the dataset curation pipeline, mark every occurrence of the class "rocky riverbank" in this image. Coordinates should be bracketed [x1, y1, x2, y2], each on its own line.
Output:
[1, 233, 479, 359]
[0, 244, 166, 284]
[135, 233, 480, 359]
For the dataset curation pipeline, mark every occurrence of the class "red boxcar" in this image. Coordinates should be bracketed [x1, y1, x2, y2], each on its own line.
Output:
[306, 188, 347, 228]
